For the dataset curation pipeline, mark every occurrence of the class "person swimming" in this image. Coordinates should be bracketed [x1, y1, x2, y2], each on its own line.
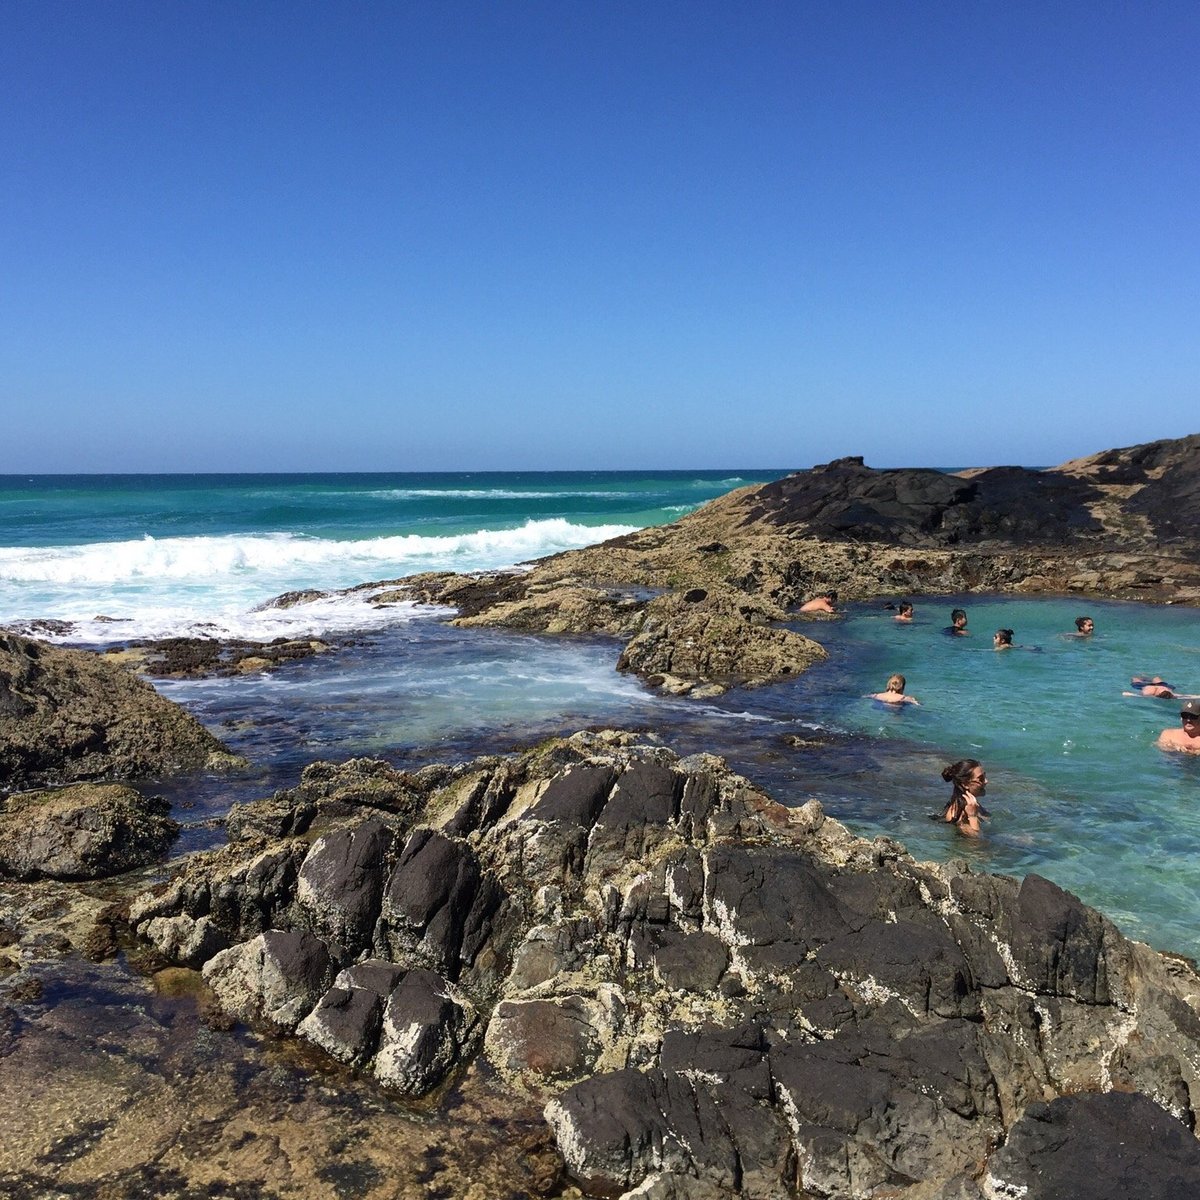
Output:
[1125, 676, 1200, 699]
[993, 628, 1014, 649]
[941, 759, 988, 837]
[944, 608, 968, 636]
[1157, 700, 1200, 754]
[868, 673, 919, 705]
[799, 590, 838, 613]
[894, 601, 914, 622]
[1074, 616, 1094, 636]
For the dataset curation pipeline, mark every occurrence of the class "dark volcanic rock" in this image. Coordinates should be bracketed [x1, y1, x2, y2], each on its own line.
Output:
[112, 634, 332, 678]
[0, 632, 238, 791]
[984, 1091, 1200, 1199]
[0, 783, 179, 880]
[130, 732, 1200, 1195]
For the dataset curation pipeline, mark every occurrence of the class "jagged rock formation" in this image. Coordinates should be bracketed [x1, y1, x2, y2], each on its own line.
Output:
[0, 632, 241, 791]
[132, 732, 1200, 1198]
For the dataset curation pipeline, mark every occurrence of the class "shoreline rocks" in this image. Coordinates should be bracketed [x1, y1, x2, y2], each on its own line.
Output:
[0, 632, 242, 792]
[0, 783, 179, 880]
[129, 731, 1200, 1196]
[299, 435, 1200, 697]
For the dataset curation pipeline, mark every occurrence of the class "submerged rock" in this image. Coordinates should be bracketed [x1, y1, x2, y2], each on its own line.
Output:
[131, 731, 1200, 1197]
[0, 632, 240, 791]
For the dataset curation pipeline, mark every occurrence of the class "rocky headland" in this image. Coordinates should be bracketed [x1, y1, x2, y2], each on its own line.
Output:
[306, 433, 1200, 697]
[4, 435, 1200, 1197]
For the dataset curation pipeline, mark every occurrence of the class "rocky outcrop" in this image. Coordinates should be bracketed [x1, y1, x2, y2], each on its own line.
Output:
[615, 586, 825, 694]
[0, 783, 178, 880]
[0, 632, 241, 791]
[303, 435, 1200, 697]
[103, 634, 333, 678]
[131, 732, 1200, 1197]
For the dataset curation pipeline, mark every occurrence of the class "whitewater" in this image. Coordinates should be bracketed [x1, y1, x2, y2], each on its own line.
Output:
[0, 471, 776, 642]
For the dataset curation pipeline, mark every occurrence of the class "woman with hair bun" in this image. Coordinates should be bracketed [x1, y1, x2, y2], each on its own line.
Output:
[942, 759, 988, 837]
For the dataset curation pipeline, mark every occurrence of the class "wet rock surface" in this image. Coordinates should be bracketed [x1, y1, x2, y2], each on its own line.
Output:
[122, 731, 1200, 1197]
[106, 633, 334, 678]
[0, 782, 179, 880]
[0, 631, 240, 791]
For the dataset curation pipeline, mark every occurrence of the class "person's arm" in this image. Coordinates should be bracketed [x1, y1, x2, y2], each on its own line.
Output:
[1157, 730, 1180, 751]
[957, 795, 982, 836]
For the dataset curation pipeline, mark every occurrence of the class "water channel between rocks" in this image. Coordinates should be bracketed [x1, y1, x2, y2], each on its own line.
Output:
[148, 593, 1200, 962]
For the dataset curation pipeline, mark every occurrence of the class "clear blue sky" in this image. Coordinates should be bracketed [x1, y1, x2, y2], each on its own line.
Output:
[2, 2, 1197, 472]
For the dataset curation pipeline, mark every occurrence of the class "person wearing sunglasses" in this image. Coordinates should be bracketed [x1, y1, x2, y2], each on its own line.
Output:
[1157, 700, 1200, 753]
[941, 759, 989, 836]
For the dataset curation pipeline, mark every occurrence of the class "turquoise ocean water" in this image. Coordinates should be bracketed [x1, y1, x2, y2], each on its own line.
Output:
[2, 472, 1199, 959]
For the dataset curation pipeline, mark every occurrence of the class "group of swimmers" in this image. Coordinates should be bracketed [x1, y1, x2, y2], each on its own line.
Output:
[802, 593, 1200, 837]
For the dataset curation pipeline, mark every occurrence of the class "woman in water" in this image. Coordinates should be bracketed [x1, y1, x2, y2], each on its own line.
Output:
[993, 628, 1014, 649]
[894, 601, 914, 622]
[869, 673, 919, 705]
[942, 759, 988, 837]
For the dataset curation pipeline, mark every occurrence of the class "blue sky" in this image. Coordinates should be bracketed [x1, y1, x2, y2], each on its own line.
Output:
[2, 2, 1197, 472]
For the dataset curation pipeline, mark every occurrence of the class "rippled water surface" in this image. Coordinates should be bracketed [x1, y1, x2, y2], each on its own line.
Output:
[155, 594, 1200, 959]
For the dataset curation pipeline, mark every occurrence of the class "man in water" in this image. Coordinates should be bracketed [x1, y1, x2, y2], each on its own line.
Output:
[944, 608, 968, 636]
[1157, 700, 1200, 754]
[799, 591, 838, 613]
[894, 601, 914, 622]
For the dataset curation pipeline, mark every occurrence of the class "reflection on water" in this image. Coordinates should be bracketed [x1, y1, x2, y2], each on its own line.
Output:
[153, 595, 1200, 959]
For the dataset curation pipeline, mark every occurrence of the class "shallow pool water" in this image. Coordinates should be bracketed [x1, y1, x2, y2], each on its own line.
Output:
[798, 595, 1200, 956]
[153, 594, 1200, 959]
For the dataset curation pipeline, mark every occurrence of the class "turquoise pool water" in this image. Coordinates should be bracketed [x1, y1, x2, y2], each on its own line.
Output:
[809, 595, 1200, 956]
[154, 593, 1200, 960]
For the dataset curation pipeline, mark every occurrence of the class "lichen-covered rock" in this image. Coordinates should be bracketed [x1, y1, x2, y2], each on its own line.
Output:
[616, 586, 826, 692]
[202, 929, 334, 1031]
[0, 632, 239, 790]
[0, 783, 179, 880]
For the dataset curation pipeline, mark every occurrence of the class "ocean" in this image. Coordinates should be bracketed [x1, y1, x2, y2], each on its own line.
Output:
[3, 472, 1200, 960]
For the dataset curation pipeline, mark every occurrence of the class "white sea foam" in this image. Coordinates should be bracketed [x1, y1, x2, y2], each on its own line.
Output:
[0, 518, 637, 644]
[364, 488, 648, 500]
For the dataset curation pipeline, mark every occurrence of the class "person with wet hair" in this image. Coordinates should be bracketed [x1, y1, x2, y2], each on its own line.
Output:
[894, 601, 914, 622]
[1074, 616, 1094, 636]
[942, 759, 988, 836]
[868, 673, 919, 705]
[944, 608, 968, 636]
[993, 628, 1014, 649]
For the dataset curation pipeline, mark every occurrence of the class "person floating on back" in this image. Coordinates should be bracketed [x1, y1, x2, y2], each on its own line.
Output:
[942, 759, 988, 836]
[944, 608, 969, 636]
[1157, 700, 1200, 754]
[868, 673, 919, 705]
[799, 591, 838, 614]
[1127, 677, 1200, 700]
